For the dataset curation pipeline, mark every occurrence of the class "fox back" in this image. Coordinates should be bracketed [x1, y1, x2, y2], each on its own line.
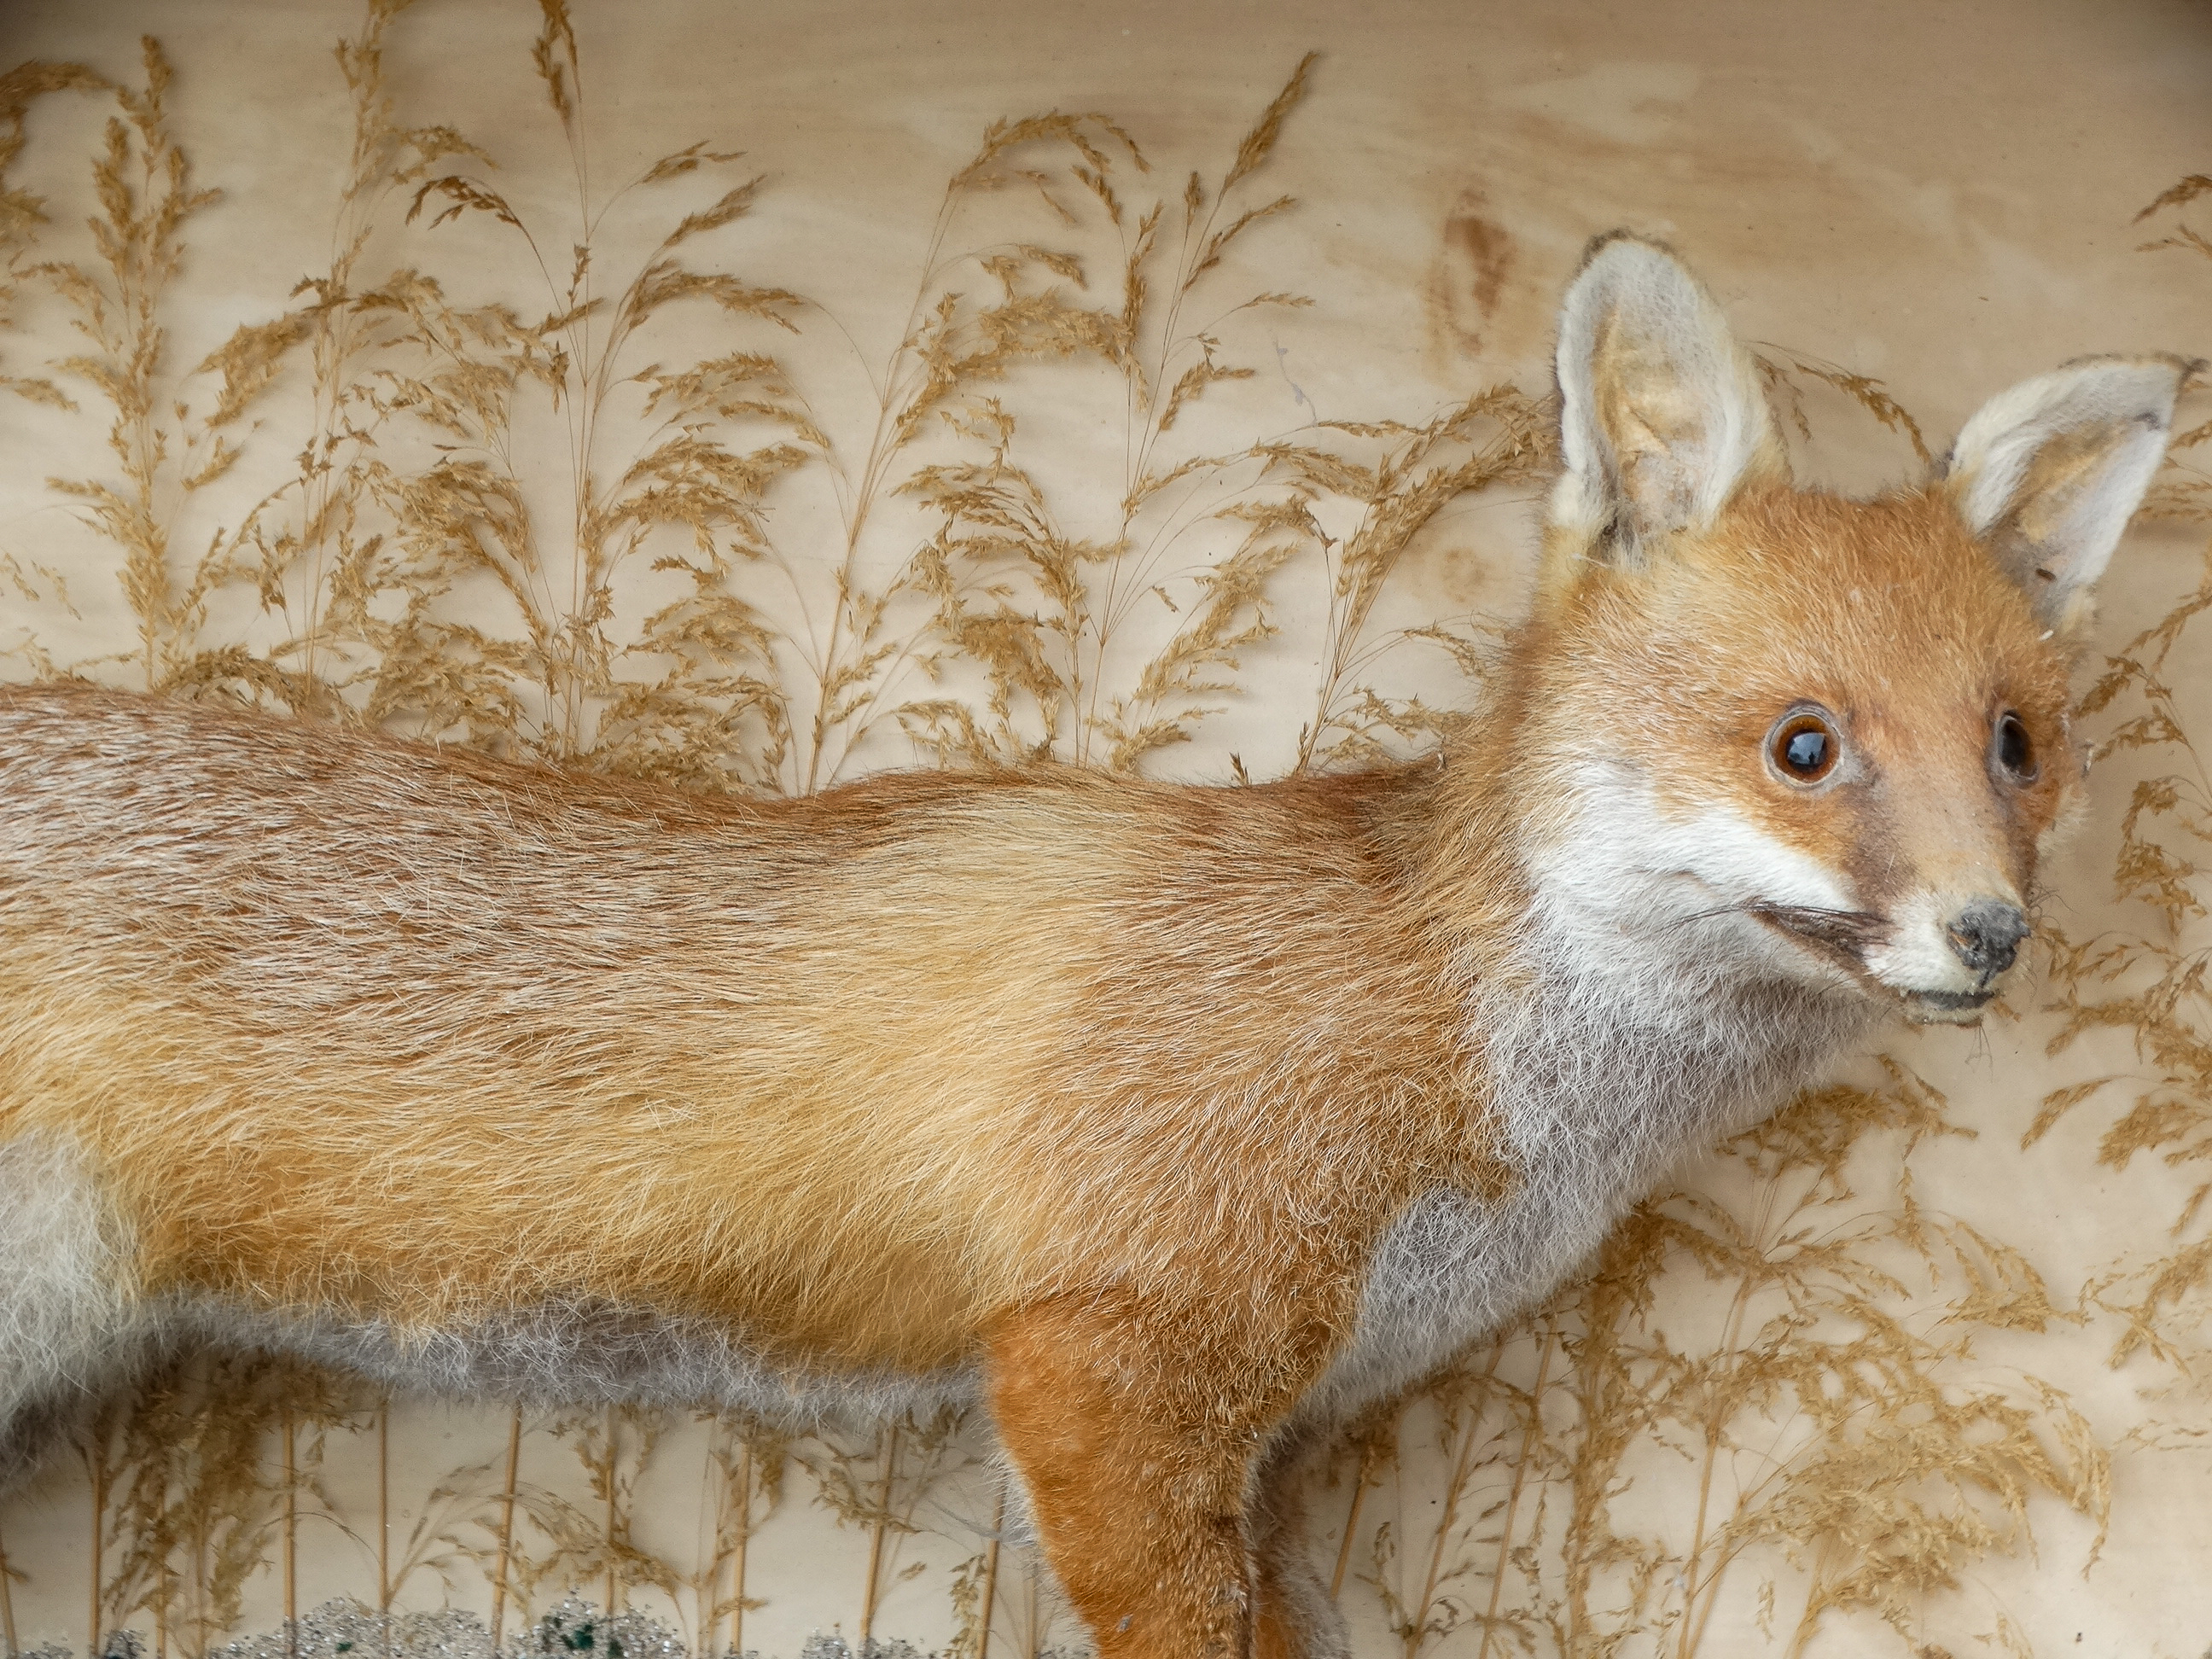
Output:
[0, 237, 2186, 1659]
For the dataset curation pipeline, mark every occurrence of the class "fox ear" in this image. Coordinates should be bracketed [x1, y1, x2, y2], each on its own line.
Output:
[1551, 234, 1786, 556]
[1941, 356, 2193, 631]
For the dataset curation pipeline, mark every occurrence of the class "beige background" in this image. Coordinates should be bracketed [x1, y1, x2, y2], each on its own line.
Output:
[0, 1, 2207, 1656]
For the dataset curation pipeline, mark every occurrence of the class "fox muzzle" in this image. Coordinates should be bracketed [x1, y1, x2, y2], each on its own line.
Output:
[1944, 899, 2029, 980]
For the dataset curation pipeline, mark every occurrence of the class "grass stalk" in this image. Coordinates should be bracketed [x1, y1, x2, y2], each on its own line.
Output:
[977, 1487, 1005, 1659]
[1780, 1538, 1835, 1659]
[0, 1520, 16, 1658]
[1329, 1431, 1381, 1604]
[490, 1406, 522, 1647]
[282, 1406, 298, 1659]
[859, 1423, 899, 1644]
[1676, 1179, 1780, 1659]
[86, 1435, 108, 1659]
[795, 213, 945, 796]
[1473, 1329, 1555, 1659]
[728, 1441, 751, 1658]
[603, 1406, 620, 1618]
[376, 1404, 391, 1613]
[1400, 1348, 1504, 1659]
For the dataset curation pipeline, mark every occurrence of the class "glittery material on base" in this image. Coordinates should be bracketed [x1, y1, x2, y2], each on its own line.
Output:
[51, 1598, 1087, 1659]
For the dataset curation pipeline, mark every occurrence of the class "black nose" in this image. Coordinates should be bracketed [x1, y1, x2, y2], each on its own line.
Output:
[1946, 900, 2029, 977]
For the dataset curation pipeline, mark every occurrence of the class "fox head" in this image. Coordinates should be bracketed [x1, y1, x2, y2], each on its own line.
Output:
[1515, 235, 2189, 1025]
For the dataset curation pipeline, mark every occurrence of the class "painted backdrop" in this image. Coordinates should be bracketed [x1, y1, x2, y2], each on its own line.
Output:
[0, 2, 2208, 1656]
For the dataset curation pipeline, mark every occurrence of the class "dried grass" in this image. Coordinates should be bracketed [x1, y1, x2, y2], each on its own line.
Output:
[2030, 181, 2212, 1397]
[1336, 1066, 2104, 1657]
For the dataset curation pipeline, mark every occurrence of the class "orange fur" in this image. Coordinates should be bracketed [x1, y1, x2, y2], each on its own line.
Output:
[0, 238, 2184, 1657]
[0, 727, 1491, 1364]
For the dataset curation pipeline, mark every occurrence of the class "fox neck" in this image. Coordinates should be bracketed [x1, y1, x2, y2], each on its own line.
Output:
[1407, 670, 1877, 1177]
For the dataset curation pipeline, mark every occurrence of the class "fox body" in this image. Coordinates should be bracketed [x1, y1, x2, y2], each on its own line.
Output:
[0, 238, 2186, 1659]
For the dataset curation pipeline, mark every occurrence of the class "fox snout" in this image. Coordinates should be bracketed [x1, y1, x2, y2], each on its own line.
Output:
[1895, 894, 2033, 1024]
[1858, 886, 2036, 1024]
[1751, 888, 2031, 1022]
[1945, 899, 2028, 979]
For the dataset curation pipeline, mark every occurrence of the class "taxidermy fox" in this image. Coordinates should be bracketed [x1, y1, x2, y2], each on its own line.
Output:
[0, 236, 2186, 1659]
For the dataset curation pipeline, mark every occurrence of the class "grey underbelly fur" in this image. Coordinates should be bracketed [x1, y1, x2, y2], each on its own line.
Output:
[156, 1297, 981, 1430]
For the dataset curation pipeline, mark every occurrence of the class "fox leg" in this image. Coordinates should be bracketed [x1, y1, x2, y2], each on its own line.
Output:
[987, 1295, 1333, 1659]
[0, 1132, 141, 1489]
[1249, 1429, 1348, 1659]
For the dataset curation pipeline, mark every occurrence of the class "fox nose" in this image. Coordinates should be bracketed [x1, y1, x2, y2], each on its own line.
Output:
[1945, 900, 2029, 977]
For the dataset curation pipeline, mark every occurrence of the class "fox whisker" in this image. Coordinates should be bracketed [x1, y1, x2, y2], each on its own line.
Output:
[1741, 902, 1893, 954]
[1667, 900, 1889, 958]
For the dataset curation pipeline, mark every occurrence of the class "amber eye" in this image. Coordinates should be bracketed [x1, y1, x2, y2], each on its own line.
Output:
[1994, 712, 2036, 782]
[1769, 710, 1838, 783]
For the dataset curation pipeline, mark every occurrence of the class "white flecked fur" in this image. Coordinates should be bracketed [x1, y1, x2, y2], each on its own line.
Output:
[0, 1132, 145, 1485]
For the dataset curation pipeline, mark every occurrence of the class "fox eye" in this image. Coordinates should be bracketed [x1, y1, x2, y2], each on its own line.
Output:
[1994, 711, 2036, 782]
[1768, 710, 1838, 784]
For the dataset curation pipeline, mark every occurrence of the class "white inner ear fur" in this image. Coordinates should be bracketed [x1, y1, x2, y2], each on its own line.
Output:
[1942, 356, 2191, 629]
[1550, 235, 1786, 553]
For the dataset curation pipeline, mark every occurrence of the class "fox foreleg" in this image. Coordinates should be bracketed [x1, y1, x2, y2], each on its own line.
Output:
[1249, 1428, 1349, 1659]
[987, 1293, 1339, 1659]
